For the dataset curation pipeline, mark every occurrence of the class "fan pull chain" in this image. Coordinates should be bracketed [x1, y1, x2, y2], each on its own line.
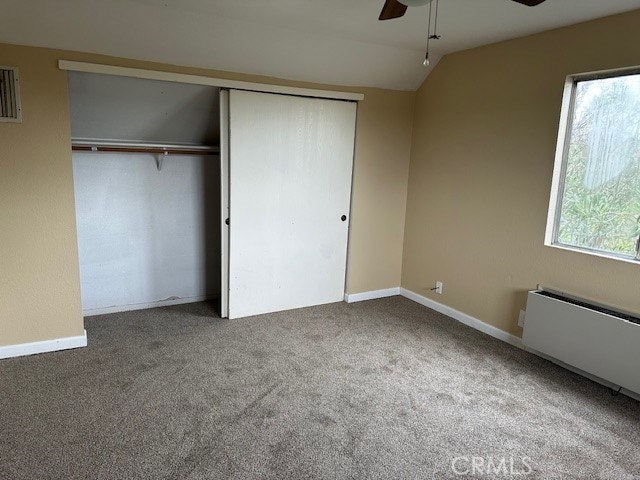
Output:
[424, 0, 441, 66]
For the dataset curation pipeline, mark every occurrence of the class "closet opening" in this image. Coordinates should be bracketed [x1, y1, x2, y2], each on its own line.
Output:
[67, 72, 223, 317]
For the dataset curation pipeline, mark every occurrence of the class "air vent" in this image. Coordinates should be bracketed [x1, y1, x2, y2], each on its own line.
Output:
[0, 66, 22, 123]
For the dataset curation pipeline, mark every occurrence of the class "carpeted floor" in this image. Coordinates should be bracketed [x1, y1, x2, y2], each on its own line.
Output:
[1, 297, 638, 479]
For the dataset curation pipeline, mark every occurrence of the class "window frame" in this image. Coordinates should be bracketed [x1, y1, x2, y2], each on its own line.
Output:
[545, 66, 640, 263]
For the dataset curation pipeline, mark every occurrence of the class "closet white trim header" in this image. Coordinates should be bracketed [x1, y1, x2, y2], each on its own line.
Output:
[58, 61, 364, 102]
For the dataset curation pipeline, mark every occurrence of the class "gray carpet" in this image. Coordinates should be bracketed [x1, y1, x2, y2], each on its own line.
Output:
[1, 297, 638, 479]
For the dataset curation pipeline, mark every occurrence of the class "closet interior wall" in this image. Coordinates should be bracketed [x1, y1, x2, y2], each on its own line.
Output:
[68, 72, 221, 315]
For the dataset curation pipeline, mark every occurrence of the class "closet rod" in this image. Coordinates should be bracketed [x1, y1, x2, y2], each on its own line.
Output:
[72, 145, 218, 156]
[71, 139, 219, 156]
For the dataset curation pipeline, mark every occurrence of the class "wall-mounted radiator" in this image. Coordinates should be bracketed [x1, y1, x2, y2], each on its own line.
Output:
[523, 290, 640, 396]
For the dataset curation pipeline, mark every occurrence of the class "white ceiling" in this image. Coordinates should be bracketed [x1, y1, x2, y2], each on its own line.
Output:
[2, 0, 639, 91]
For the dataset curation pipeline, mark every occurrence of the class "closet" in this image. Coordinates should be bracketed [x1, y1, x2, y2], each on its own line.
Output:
[67, 65, 359, 320]
[69, 72, 222, 315]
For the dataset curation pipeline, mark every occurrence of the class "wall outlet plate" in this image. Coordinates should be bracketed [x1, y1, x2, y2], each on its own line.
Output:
[518, 310, 526, 328]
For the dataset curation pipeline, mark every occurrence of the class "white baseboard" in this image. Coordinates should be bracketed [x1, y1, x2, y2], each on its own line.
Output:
[0, 330, 87, 360]
[83, 295, 214, 316]
[399, 288, 523, 348]
[399, 287, 639, 401]
[344, 287, 401, 304]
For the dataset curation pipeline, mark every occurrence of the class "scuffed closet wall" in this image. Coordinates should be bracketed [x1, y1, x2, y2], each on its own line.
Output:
[73, 153, 219, 313]
[69, 73, 221, 313]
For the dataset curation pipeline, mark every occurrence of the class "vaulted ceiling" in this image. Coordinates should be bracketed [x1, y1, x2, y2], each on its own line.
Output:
[2, 0, 639, 90]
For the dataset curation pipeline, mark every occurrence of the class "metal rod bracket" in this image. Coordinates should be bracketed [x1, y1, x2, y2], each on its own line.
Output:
[156, 151, 168, 171]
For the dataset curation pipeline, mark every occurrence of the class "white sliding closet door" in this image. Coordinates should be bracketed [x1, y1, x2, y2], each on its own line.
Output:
[228, 90, 357, 319]
[219, 90, 230, 318]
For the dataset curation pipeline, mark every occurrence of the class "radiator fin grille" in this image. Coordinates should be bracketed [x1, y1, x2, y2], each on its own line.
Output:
[536, 291, 640, 325]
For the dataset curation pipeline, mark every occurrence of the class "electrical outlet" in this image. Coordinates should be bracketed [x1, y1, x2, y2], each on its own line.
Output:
[518, 310, 526, 328]
[435, 281, 443, 295]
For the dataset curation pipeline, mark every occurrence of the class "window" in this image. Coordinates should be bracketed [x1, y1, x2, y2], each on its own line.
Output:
[546, 68, 640, 262]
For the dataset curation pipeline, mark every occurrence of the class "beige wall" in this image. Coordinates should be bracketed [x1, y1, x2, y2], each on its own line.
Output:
[347, 90, 414, 293]
[0, 43, 415, 347]
[0, 45, 83, 346]
[402, 10, 640, 336]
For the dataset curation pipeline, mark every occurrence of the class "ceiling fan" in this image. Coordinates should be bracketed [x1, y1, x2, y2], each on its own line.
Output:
[379, 0, 547, 21]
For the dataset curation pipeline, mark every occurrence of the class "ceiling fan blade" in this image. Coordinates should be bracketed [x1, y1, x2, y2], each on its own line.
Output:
[379, 0, 408, 20]
[511, 0, 546, 6]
